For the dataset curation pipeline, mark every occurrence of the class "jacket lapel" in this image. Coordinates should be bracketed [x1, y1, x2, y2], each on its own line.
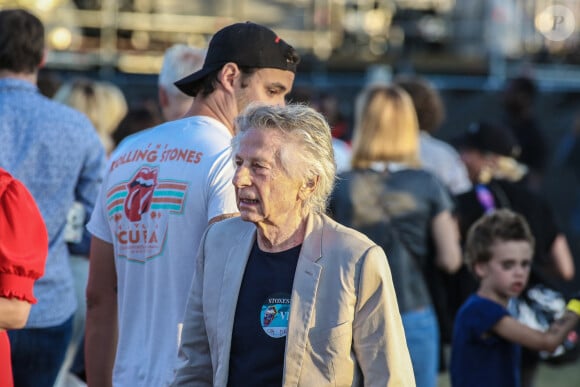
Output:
[215, 221, 256, 386]
[283, 214, 324, 386]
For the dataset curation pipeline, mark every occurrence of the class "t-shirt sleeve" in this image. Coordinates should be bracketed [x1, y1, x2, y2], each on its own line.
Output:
[74, 122, 106, 223]
[86, 177, 114, 244]
[427, 172, 454, 216]
[468, 297, 510, 341]
[0, 171, 48, 303]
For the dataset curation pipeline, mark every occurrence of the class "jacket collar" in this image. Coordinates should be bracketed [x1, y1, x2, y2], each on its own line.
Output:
[298, 212, 323, 263]
[283, 212, 325, 386]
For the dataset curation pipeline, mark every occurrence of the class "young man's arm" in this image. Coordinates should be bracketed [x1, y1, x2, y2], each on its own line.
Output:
[85, 236, 118, 387]
[493, 300, 580, 353]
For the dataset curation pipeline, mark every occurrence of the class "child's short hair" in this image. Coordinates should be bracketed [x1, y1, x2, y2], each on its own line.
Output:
[465, 209, 535, 274]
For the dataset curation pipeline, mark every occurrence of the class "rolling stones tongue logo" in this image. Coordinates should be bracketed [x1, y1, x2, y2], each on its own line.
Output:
[124, 167, 158, 222]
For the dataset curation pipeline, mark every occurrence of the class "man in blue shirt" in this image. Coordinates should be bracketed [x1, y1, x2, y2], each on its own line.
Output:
[0, 9, 106, 386]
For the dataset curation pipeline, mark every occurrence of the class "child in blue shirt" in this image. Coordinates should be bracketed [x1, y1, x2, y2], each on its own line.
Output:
[451, 209, 580, 387]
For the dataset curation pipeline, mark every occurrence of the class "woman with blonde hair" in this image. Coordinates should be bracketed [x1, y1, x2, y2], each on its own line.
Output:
[330, 84, 462, 387]
[54, 78, 128, 155]
[351, 85, 422, 168]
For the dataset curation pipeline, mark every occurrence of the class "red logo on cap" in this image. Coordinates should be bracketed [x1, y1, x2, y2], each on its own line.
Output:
[275, 36, 280, 43]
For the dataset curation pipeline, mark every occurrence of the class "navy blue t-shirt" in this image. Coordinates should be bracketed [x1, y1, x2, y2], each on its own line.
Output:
[227, 241, 301, 387]
[451, 294, 520, 387]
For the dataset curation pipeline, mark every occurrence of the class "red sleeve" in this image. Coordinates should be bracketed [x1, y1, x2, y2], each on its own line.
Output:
[0, 169, 48, 304]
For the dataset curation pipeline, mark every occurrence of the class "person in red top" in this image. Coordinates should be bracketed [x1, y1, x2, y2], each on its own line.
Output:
[0, 168, 48, 387]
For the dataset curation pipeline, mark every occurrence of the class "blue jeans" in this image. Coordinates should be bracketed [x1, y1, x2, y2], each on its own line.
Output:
[402, 306, 439, 387]
[8, 315, 74, 387]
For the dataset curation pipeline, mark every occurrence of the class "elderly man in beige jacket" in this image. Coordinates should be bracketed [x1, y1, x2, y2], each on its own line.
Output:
[171, 104, 414, 386]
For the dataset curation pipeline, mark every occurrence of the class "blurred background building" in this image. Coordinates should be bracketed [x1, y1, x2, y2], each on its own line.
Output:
[1, 0, 578, 80]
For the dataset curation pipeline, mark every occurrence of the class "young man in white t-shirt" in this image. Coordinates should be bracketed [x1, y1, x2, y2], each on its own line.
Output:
[85, 22, 299, 387]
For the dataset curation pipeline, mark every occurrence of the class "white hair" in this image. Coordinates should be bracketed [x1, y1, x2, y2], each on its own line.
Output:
[158, 44, 206, 97]
[233, 104, 336, 215]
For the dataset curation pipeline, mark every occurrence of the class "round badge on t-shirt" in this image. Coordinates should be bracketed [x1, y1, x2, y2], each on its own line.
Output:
[260, 292, 291, 338]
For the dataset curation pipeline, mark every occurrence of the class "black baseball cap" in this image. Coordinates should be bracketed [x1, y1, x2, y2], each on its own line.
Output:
[175, 22, 299, 96]
[452, 121, 521, 158]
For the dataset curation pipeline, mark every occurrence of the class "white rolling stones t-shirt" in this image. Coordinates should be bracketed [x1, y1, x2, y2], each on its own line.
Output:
[87, 116, 238, 387]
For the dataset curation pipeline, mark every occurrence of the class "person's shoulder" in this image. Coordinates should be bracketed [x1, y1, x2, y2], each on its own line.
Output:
[112, 117, 205, 151]
[414, 167, 442, 182]
[422, 138, 465, 168]
[421, 133, 460, 156]
[455, 295, 482, 325]
[113, 124, 158, 150]
[460, 294, 488, 309]
[493, 179, 545, 208]
[32, 98, 102, 149]
[457, 294, 508, 323]
[206, 216, 248, 238]
[167, 115, 232, 148]
[321, 214, 378, 251]
[455, 186, 477, 203]
[41, 96, 94, 125]
[319, 216, 389, 274]
[394, 167, 445, 189]
[493, 178, 528, 192]
[182, 115, 229, 133]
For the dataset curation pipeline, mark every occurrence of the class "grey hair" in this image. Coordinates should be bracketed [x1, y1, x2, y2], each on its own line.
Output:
[158, 44, 206, 96]
[232, 103, 336, 214]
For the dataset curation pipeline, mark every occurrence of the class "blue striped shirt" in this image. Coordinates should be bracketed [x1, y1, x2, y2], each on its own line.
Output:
[0, 78, 105, 327]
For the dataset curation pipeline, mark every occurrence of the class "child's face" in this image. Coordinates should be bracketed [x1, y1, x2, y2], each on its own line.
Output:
[475, 239, 533, 305]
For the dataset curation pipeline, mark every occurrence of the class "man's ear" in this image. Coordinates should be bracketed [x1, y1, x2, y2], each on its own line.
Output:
[299, 176, 319, 200]
[39, 49, 47, 69]
[218, 62, 241, 92]
[474, 261, 487, 279]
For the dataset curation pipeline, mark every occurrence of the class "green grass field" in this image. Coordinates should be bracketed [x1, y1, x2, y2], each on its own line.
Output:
[437, 355, 580, 387]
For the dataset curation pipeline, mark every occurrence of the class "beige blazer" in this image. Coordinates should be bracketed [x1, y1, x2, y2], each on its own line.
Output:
[171, 213, 415, 387]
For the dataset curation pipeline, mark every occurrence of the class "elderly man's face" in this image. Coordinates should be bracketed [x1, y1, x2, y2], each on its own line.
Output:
[232, 127, 305, 228]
